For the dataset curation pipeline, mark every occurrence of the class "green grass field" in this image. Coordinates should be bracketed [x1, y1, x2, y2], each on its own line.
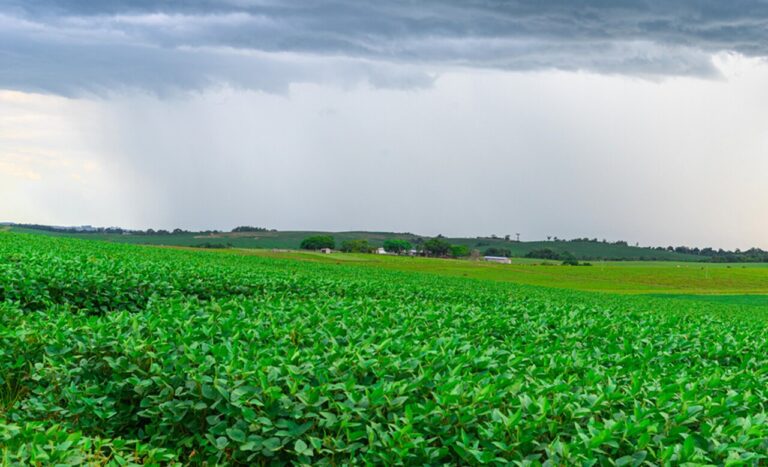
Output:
[9, 226, 706, 261]
[240, 249, 768, 295]
[2, 232, 768, 465]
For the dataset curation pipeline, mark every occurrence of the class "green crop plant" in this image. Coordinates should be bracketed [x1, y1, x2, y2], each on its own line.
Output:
[1, 231, 768, 465]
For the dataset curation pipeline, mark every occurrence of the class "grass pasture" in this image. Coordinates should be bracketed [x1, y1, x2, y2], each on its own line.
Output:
[1, 232, 768, 465]
[243, 249, 768, 295]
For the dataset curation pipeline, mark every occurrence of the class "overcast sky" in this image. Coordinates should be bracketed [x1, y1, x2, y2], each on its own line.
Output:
[2, 1, 767, 249]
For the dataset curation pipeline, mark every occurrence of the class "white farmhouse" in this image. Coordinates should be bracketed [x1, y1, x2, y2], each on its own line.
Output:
[483, 256, 511, 264]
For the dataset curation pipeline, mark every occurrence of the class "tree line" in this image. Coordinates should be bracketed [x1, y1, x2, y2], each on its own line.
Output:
[11, 223, 274, 236]
[299, 235, 471, 258]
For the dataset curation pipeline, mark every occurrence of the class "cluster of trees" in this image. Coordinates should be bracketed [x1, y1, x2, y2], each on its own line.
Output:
[422, 238, 469, 258]
[340, 239, 373, 253]
[449, 245, 470, 258]
[525, 248, 563, 260]
[546, 237, 629, 245]
[651, 245, 768, 263]
[525, 248, 589, 266]
[299, 235, 469, 258]
[300, 235, 335, 250]
[559, 237, 604, 243]
[141, 228, 196, 235]
[483, 247, 512, 257]
[707, 248, 768, 263]
[231, 226, 270, 233]
[338, 238, 418, 254]
[383, 239, 412, 254]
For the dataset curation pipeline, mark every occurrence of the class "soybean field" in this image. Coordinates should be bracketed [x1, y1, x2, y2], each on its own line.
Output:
[2, 232, 768, 465]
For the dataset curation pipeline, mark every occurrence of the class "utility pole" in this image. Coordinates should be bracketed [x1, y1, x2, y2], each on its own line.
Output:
[515, 233, 520, 242]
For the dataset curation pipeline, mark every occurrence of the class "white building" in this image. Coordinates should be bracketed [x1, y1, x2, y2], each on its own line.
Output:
[483, 256, 511, 264]
[320, 248, 332, 254]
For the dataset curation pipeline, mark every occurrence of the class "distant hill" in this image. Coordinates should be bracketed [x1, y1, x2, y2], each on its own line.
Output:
[6, 225, 708, 261]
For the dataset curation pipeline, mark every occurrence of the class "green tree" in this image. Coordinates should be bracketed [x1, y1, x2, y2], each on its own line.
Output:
[423, 238, 451, 257]
[450, 245, 470, 258]
[340, 239, 373, 253]
[383, 239, 412, 254]
[300, 235, 335, 250]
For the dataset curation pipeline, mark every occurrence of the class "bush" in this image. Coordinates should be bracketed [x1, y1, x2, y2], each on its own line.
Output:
[560, 252, 579, 266]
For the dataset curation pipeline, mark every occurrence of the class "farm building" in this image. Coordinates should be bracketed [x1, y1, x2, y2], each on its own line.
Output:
[375, 247, 388, 255]
[320, 248, 332, 254]
[483, 256, 511, 264]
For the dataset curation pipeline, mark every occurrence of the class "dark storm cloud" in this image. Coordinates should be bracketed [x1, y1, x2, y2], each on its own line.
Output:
[2, 0, 768, 94]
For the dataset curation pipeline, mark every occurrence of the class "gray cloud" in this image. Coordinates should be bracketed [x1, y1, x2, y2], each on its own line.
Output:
[3, 1, 768, 94]
[7, 68, 767, 249]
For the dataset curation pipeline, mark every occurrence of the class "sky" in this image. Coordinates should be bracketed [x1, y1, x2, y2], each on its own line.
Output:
[1, 1, 768, 249]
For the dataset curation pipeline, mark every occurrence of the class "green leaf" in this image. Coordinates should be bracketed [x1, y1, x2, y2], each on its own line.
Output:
[227, 428, 246, 443]
[215, 436, 229, 450]
[295, 439, 312, 456]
